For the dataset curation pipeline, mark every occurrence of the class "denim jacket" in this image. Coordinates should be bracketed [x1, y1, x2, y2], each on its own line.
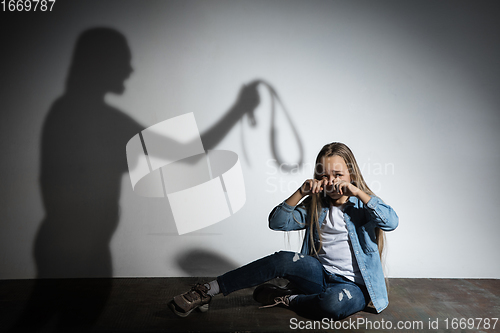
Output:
[268, 195, 399, 313]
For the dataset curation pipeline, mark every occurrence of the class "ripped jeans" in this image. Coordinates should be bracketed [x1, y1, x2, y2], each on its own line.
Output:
[216, 250, 369, 320]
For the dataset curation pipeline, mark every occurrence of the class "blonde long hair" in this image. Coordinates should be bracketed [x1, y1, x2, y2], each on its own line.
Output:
[302, 142, 385, 261]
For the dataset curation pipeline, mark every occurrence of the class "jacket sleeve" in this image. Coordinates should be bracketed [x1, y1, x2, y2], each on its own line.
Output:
[268, 201, 308, 231]
[364, 196, 399, 231]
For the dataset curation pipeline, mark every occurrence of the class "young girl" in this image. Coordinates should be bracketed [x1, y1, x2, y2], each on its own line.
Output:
[169, 142, 398, 320]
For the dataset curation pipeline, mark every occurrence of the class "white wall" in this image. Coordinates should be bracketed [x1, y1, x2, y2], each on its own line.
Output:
[1, 0, 499, 279]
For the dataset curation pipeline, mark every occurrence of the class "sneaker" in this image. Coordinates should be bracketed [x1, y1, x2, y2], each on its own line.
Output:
[169, 283, 211, 317]
[259, 296, 291, 309]
[253, 283, 298, 306]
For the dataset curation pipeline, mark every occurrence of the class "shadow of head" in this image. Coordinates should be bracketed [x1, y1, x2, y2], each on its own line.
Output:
[176, 248, 239, 277]
[66, 27, 133, 95]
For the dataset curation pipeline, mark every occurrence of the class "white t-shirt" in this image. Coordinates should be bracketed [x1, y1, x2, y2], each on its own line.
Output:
[317, 203, 364, 285]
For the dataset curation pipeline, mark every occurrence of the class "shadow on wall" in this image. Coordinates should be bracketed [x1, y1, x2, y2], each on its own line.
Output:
[10, 27, 141, 333]
[176, 249, 239, 277]
[11, 26, 261, 332]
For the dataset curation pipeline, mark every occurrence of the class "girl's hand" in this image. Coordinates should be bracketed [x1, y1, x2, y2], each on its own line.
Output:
[320, 174, 359, 197]
[329, 178, 360, 197]
[299, 178, 330, 196]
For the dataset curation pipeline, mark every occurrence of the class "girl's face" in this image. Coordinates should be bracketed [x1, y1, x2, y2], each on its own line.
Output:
[319, 155, 351, 200]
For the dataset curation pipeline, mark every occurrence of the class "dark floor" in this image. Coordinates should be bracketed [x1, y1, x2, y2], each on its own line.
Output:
[0, 278, 498, 332]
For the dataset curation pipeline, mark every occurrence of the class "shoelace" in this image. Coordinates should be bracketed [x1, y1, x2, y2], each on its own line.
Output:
[184, 284, 208, 302]
[259, 296, 290, 309]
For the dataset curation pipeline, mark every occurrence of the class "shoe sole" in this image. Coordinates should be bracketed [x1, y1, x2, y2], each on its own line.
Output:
[168, 300, 210, 318]
[198, 304, 209, 312]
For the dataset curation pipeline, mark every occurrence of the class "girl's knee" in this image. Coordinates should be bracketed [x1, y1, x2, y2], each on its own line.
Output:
[318, 288, 365, 320]
[273, 251, 322, 271]
[272, 251, 305, 264]
[273, 250, 293, 258]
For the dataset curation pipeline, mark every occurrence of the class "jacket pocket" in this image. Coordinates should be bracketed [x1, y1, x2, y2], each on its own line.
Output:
[358, 225, 378, 253]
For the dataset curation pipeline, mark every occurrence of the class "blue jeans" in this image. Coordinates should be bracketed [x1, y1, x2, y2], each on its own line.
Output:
[217, 251, 369, 320]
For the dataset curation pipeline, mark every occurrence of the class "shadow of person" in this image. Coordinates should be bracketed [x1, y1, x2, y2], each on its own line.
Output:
[10, 27, 141, 333]
[11, 27, 260, 332]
